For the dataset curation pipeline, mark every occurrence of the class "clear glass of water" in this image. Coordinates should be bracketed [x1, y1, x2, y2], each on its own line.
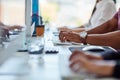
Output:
[28, 36, 45, 65]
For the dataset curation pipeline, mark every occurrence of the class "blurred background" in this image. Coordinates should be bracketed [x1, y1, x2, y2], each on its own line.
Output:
[0, 0, 120, 28]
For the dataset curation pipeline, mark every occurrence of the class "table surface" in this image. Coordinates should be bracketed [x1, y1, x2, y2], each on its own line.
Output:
[0, 29, 117, 80]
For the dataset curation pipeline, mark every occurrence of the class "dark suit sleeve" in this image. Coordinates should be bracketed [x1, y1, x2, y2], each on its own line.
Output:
[101, 50, 120, 78]
[112, 60, 120, 78]
[101, 50, 120, 60]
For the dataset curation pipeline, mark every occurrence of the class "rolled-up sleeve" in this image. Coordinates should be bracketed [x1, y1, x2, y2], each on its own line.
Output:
[96, 2, 116, 26]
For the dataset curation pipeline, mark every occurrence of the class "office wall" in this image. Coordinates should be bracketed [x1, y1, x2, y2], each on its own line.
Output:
[0, 2, 1, 21]
[0, 0, 25, 25]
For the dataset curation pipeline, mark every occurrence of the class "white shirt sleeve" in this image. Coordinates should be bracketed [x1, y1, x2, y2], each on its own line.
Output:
[83, 22, 93, 31]
[83, 22, 90, 28]
[94, 2, 116, 27]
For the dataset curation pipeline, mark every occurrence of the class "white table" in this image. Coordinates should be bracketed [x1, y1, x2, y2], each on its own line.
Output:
[0, 29, 117, 80]
[0, 29, 62, 80]
[0, 52, 61, 80]
[0, 31, 25, 65]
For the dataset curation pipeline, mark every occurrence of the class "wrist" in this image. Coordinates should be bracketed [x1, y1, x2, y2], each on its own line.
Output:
[95, 61, 115, 76]
[79, 31, 88, 45]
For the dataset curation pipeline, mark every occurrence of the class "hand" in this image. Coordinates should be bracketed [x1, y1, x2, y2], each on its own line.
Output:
[69, 53, 91, 72]
[0, 27, 9, 38]
[69, 52, 115, 76]
[8, 25, 23, 31]
[69, 50, 103, 61]
[13, 25, 23, 30]
[59, 31, 82, 43]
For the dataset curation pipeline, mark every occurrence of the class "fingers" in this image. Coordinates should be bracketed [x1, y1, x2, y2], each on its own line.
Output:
[69, 50, 82, 61]
[59, 31, 64, 42]
[8, 25, 23, 31]
[13, 25, 23, 31]
[0, 28, 9, 38]
[69, 56, 88, 72]
[59, 31, 68, 42]
[59, 31, 76, 42]
[69, 50, 87, 61]
[4, 28, 9, 38]
[5, 29, 9, 38]
[69, 60, 81, 72]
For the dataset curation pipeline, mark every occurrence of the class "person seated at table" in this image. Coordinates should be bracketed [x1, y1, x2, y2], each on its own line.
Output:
[0, 22, 22, 38]
[69, 50, 120, 78]
[59, 8, 120, 49]
[59, 0, 116, 32]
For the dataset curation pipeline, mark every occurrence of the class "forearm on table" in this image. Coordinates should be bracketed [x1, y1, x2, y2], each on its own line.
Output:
[0, 22, 5, 26]
[72, 28, 85, 33]
[0, 22, 15, 30]
[87, 18, 118, 34]
[86, 31, 120, 49]
[6, 26, 15, 30]
[95, 60, 120, 78]
[0, 23, 9, 29]
[85, 60, 115, 76]
[94, 61, 115, 76]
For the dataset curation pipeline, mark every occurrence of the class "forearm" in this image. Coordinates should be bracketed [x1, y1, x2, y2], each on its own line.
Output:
[78, 25, 84, 28]
[0, 22, 9, 29]
[101, 50, 120, 60]
[72, 28, 84, 33]
[6, 26, 15, 30]
[86, 31, 120, 49]
[93, 61, 115, 76]
[87, 18, 118, 34]
[79, 57, 114, 76]
[0, 22, 5, 26]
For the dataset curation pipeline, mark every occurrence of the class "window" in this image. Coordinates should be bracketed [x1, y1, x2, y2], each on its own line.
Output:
[0, 0, 25, 25]
[40, 0, 96, 28]
[0, 0, 120, 27]
[39, 0, 120, 28]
